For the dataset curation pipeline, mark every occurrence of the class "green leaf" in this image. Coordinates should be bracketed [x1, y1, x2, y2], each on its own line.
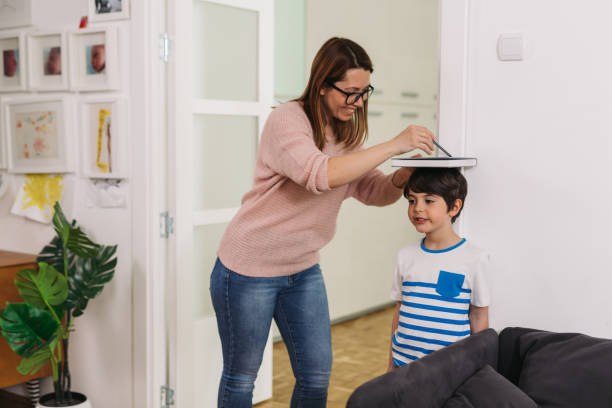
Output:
[37, 235, 71, 275]
[66, 227, 100, 259]
[0, 303, 59, 358]
[51, 202, 100, 259]
[15, 263, 68, 310]
[52, 202, 71, 247]
[70, 245, 117, 317]
[17, 346, 52, 375]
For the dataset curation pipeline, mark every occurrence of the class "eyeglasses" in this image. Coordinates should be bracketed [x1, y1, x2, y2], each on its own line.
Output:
[326, 82, 374, 105]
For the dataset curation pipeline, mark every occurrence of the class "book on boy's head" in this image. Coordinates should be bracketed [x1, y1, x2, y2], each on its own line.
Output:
[391, 156, 477, 168]
[391, 140, 477, 168]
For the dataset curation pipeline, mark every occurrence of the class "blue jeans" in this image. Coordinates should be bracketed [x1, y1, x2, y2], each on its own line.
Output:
[210, 258, 332, 408]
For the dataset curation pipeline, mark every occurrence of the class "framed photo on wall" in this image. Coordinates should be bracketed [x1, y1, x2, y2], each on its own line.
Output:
[0, 0, 33, 29]
[1, 95, 74, 173]
[80, 95, 128, 178]
[0, 33, 26, 92]
[68, 27, 119, 91]
[89, 0, 130, 22]
[27, 31, 69, 91]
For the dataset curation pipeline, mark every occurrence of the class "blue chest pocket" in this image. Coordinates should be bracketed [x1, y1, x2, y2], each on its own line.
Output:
[436, 271, 465, 298]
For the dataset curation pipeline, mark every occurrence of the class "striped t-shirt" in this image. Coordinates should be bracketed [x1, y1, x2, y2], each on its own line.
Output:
[390, 238, 490, 366]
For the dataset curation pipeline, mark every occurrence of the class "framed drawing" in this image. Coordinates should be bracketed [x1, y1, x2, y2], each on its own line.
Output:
[27, 31, 69, 91]
[89, 0, 130, 22]
[10, 173, 76, 223]
[0, 33, 26, 92]
[1, 95, 74, 173]
[0, 0, 32, 29]
[80, 95, 128, 178]
[68, 27, 119, 91]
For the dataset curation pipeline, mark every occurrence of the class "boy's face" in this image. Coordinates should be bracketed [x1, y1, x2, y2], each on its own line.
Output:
[91, 44, 106, 73]
[406, 190, 461, 234]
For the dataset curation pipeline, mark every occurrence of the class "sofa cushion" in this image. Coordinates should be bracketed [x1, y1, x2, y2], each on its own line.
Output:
[346, 329, 499, 408]
[518, 330, 612, 408]
[443, 365, 537, 408]
[497, 327, 543, 385]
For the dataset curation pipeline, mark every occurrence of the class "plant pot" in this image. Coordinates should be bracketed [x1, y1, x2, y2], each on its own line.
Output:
[36, 392, 92, 408]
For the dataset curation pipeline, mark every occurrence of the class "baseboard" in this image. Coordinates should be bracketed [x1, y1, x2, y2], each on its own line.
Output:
[272, 301, 396, 343]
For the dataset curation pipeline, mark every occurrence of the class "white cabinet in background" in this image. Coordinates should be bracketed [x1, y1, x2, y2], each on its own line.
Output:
[388, 0, 440, 105]
[305, 0, 392, 101]
[306, 0, 438, 105]
[367, 103, 438, 171]
[305, 0, 439, 321]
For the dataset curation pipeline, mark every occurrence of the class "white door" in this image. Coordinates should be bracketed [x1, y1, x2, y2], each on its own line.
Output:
[167, 0, 274, 406]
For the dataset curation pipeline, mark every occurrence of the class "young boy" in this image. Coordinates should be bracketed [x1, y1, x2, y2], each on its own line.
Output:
[388, 167, 490, 370]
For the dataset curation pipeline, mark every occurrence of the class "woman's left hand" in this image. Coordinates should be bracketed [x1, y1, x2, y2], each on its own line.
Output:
[391, 167, 416, 189]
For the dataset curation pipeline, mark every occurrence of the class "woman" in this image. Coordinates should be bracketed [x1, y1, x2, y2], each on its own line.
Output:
[210, 37, 434, 407]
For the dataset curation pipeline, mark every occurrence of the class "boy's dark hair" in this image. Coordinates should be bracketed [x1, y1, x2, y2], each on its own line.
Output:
[403, 168, 468, 223]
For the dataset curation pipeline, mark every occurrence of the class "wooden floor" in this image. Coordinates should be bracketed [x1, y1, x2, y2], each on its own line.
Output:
[255, 305, 395, 408]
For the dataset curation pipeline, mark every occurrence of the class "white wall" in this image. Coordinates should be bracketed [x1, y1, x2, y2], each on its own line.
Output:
[0, 0, 154, 405]
[458, 0, 612, 338]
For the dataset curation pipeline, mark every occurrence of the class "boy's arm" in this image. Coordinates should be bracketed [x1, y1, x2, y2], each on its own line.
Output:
[469, 305, 489, 334]
[387, 301, 402, 372]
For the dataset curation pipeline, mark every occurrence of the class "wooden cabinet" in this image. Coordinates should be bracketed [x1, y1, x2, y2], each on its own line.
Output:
[0, 250, 52, 388]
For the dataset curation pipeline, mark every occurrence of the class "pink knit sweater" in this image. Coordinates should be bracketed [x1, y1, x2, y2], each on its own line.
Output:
[217, 101, 403, 277]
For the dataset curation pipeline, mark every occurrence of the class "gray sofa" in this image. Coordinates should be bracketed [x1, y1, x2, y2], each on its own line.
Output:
[346, 327, 612, 407]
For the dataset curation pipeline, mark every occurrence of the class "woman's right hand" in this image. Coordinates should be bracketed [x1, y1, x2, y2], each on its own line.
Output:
[392, 125, 435, 156]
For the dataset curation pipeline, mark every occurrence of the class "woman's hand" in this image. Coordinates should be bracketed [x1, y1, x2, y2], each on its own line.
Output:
[391, 167, 416, 189]
[326, 127, 432, 188]
[392, 125, 435, 156]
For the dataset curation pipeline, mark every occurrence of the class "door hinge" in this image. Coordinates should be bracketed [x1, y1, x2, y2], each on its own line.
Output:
[160, 211, 174, 238]
[159, 33, 172, 62]
[161, 384, 175, 408]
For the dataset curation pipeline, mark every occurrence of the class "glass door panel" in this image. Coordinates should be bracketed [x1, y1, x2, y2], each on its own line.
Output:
[192, 1, 258, 101]
[192, 114, 258, 210]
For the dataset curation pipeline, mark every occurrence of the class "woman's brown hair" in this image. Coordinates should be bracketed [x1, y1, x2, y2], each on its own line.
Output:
[295, 37, 373, 151]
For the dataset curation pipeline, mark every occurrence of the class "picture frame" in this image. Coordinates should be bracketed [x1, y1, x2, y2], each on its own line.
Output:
[89, 0, 130, 22]
[68, 27, 119, 91]
[0, 33, 27, 93]
[79, 95, 128, 179]
[0, 0, 33, 29]
[27, 31, 69, 91]
[2, 95, 74, 174]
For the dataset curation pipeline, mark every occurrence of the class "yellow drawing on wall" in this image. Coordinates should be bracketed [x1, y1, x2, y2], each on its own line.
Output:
[96, 108, 112, 173]
[11, 174, 64, 223]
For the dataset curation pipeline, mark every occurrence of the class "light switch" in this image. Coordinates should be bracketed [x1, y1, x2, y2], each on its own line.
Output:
[497, 34, 523, 61]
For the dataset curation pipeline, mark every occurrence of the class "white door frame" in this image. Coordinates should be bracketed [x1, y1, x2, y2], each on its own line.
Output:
[438, 0, 470, 156]
[132, 0, 168, 407]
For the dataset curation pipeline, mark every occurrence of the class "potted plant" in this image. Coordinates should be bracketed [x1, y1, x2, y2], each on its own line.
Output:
[0, 202, 117, 407]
